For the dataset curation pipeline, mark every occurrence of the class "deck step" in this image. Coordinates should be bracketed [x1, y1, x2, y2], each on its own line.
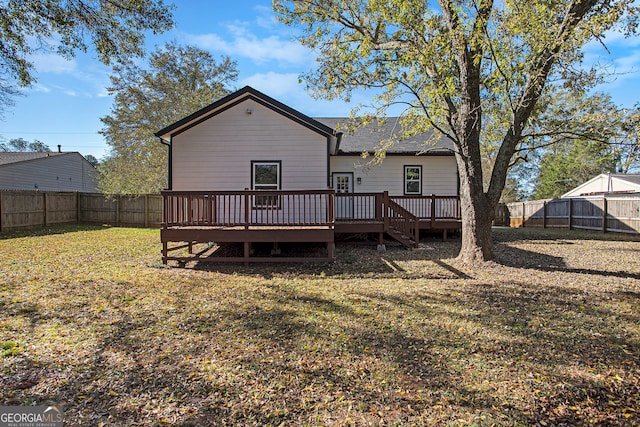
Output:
[387, 228, 416, 248]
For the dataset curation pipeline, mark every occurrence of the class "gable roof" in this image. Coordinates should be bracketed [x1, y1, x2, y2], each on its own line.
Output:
[316, 117, 455, 155]
[0, 152, 66, 166]
[155, 85, 336, 141]
[155, 86, 456, 156]
[562, 173, 640, 198]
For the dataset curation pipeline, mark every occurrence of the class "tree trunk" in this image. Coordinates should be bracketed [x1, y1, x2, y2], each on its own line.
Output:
[456, 153, 496, 263]
[458, 192, 494, 262]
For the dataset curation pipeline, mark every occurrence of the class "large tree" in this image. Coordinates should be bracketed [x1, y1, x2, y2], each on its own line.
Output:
[0, 0, 174, 86]
[533, 139, 618, 199]
[274, 0, 639, 262]
[615, 105, 640, 174]
[0, 0, 174, 112]
[99, 43, 238, 194]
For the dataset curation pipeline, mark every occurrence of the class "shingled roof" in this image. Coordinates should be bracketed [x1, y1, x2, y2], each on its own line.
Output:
[0, 152, 65, 166]
[315, 117, 455, 155]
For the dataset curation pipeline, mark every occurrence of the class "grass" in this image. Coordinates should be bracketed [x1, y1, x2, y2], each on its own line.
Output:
[0, 225, 639, 426]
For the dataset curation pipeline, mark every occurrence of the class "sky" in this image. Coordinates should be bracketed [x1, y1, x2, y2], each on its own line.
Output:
[1, 1, 639, 160]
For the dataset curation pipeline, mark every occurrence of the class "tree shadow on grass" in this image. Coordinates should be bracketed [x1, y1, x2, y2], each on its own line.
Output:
[0, 224, 110, 240]
[190, 239, 467, 280]
[493, 226, 640, 244]
[188, 227, 638, 281]
[4, 273, 638, 425]
[494, 242, 640, 280]
[346, 280, 640, 425]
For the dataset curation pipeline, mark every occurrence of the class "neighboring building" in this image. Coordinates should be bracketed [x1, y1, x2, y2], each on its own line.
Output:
[562, 173, 640, 198]
[155, 86, 461, 263]
[0, 152, 99, 192]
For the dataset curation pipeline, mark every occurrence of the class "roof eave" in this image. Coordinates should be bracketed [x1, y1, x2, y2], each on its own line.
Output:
[154, 86, 336, 141]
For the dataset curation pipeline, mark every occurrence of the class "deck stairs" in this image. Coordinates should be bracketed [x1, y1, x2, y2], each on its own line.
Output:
[384, 197, 420, 248]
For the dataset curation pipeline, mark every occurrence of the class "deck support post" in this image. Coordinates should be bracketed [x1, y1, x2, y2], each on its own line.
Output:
[244, 241, 250, 265]
[162, 242, 168, 265]
[271, 242, 281, 255]
[327, 242, 335, 261]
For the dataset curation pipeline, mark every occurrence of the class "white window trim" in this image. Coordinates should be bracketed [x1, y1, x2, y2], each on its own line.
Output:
[252, 161, 281, 208]
[404, 165, 422, 195]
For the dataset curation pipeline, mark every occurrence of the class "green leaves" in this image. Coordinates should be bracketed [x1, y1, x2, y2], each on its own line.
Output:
[275, 0, 639, 261]
[99, 43, 238, 195]
[0, 0, 175, 87]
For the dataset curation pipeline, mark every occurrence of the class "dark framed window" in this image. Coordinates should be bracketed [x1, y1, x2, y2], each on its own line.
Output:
[251, 161, 281, 208]
[404, 165, 422, 195]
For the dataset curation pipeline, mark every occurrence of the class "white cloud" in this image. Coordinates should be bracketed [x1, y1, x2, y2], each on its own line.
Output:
[614, 49, 640, 71]
[25, 51, 111, 99]
[584, 29, 640, 54]
[29, 54, 77, 74]
[241, 71, 360, 117]
[241, 72, 303, 97]
[32, 84, 51, 93]
[252, 4, 279, 30]
[185, 29, 313, 66]
[599, 30, 640, 48]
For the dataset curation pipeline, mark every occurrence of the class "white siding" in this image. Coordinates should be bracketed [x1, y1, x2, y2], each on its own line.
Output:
[0, 153, 98, 192]
[330, 155, 458, 196]
[171, 99, 329, 191]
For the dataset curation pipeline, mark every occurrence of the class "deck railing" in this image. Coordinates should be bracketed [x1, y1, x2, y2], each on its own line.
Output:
[334, 192, 384, 221]
[390, 195, 461, 222]
[385, 196, 420, 246]
[162, 190, 335, 227]
[162, 190, 461, 229]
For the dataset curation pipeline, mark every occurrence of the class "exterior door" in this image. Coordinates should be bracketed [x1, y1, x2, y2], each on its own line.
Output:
[333, 173, 353, 219]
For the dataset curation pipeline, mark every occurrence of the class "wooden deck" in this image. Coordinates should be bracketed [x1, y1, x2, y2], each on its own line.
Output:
[161, 190, 461, 264]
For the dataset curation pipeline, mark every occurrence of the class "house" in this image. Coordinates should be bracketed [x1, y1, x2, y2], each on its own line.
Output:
[562, 173, 640, 198]
[0, 152, 99, 192]
[155, 86, 460, 263]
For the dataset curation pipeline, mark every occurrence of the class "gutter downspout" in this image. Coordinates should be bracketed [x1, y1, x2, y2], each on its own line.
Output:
[327, 132, 343, 187]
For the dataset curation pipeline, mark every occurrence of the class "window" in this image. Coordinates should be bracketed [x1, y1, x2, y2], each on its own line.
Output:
[252, 161, 281, 208]
[404, 165, 422, 195]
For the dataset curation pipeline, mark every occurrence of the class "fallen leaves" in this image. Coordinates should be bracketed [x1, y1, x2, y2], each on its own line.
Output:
[0, 225, 638, 425]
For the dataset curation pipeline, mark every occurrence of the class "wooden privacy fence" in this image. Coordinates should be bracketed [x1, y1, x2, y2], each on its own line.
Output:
[0, 191, 163, 232]
[506, 196, 640, 234]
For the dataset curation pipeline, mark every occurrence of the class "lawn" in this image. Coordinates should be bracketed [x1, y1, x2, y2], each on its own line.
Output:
[0, 225, 639, 426]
